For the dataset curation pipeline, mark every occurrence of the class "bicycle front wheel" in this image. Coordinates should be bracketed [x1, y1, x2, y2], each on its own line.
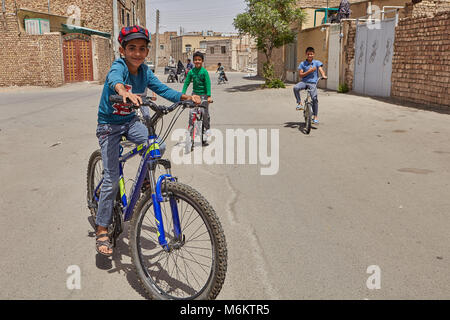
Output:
[304, 102, 312, 134]
[129, 181, 227, 300]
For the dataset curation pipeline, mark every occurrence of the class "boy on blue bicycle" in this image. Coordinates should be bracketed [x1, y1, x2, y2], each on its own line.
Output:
[293, 47, 327, 124]
[95, 25, 200, 256]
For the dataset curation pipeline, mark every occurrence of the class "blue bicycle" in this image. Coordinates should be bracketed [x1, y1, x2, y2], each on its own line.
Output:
[86, 96, 227, 300]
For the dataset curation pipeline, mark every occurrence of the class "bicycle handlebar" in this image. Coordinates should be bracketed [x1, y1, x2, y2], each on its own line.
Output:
[109, 95, 206, 114]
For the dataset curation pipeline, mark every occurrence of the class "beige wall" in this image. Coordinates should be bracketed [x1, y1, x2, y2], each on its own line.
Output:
[302, 8, 326, 29]
[349, 0, 410, 19]
[150, 31, 177, 67]
[297, 25, 329, 70]
[92, 35, 113, 83]
[257, 47, 286, 80]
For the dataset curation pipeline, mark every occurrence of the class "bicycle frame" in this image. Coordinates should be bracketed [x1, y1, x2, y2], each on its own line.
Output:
[93, 134, 179, 251]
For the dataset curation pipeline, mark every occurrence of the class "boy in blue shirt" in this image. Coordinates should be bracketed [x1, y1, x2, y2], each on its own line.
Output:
[95, 25, 201, 256]
[293, 47, 327, 124]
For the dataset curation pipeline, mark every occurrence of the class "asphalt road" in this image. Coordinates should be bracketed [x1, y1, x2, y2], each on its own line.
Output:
[0, 72, 449, 299]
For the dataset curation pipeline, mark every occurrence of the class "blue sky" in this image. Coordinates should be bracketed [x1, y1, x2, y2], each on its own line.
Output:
[146, 0, 247, 34]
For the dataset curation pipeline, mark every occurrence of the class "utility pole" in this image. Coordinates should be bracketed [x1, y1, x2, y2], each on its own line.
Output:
[155, 9, 160, 68]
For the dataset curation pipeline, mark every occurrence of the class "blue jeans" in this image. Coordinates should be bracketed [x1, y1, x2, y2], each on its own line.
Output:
[95, 117, 166, 228]
[293, 82, 319, 116]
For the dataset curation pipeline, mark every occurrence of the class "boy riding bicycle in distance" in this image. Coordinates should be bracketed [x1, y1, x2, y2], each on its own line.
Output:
[95, 25, 201, 256]
[216, 62, 228, 82]
[293, 47, 327, 124]
[182, 51, 213, 143]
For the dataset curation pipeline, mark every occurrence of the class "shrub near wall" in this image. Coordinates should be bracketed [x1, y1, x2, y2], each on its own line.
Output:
[391, 11, 450, 107]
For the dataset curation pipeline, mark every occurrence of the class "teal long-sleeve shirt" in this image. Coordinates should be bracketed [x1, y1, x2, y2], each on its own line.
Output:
[182, 67, 211, 96]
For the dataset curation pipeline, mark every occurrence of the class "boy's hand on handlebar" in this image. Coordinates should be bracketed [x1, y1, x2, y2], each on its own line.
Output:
[207, 97, 213, 103]
[115, 85, 142, 106]
[180, 94, 201, 105]
[191, 95, 202, 104]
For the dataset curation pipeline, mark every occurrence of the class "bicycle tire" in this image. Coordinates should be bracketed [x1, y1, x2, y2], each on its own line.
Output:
[87, 149, 103, 220]
[304, 102, 312, 134]
[129, 181, 227, 300]
[190, 124, 195, 152]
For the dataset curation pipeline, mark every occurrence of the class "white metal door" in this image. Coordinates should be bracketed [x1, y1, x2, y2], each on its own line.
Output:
[353, 19, 396, 97]
[327, 24, 340, 90]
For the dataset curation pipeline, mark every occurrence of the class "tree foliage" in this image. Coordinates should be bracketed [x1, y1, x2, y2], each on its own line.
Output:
[234, 0, 306, 87]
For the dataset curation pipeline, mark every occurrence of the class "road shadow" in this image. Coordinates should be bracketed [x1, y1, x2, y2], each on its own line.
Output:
[344, 91, 450, 115]
[100, 223, 149, 299]
[224, 83, 263, 93]
[284, 121, 317, 134]
[241, 75, 265, 82]
[87, 214, 148, 298]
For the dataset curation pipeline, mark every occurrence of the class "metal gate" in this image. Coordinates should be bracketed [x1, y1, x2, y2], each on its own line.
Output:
[327, 24, 340, 91]
[63, 33, 94, 83]
[353, 19, 396, 97]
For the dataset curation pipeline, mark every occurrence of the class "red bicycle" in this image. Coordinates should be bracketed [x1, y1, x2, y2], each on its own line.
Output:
[187, 97, 212, 152]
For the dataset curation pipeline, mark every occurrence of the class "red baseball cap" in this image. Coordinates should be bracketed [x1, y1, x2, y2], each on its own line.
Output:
[118, 25, 150, 46]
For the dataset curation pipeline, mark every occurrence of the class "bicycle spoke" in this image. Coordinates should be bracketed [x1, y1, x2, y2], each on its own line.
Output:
[178, 248, 203, 289]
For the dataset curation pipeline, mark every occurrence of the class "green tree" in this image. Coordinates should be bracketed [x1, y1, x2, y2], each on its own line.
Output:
[234, 0, 306, 88]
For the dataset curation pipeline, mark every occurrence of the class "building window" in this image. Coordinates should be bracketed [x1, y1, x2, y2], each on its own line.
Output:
[132, 3, 136, 25]
[160, 45, 164, 50]
[221, 46, 226, 54]
[210, 47, 214, 54]
[121, 9, 125, 25]
[185, 44, 192, 52]
[127, 13, 130, 26]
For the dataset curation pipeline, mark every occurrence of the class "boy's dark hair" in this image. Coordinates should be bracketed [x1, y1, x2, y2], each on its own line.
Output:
[193, 51, 204, 61]
[218, 62, 222, 66]
[306, 47, 315, 53]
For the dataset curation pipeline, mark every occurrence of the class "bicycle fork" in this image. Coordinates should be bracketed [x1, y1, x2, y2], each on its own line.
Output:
[147, 171, 183, 252]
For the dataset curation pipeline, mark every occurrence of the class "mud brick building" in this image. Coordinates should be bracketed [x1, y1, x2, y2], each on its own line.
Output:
[391, 1, 450, 107]
[0, 0, 146, 87]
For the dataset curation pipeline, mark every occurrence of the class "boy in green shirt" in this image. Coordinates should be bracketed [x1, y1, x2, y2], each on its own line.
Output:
[182, 51, 213, 142]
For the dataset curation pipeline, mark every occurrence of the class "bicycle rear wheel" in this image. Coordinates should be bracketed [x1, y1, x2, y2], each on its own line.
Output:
[304, 102, 312, 134]
[129, 181, 227, 300]
[87, 149, 103, 221]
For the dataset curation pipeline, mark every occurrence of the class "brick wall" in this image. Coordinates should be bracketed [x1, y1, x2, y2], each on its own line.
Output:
[12, 0, 114, 34]
[341, 20, 357, 90]
[407, 0, 450, 17]
[0, 14, 64, 87]
[391, 11, 450, 107]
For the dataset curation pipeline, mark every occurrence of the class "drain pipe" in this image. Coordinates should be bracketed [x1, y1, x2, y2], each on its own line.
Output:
[48, 0, 50, 14]
[2, 0, 6, 13]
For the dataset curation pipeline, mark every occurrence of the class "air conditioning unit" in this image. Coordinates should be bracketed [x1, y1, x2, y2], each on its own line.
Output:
[25, 18, 50, 35]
